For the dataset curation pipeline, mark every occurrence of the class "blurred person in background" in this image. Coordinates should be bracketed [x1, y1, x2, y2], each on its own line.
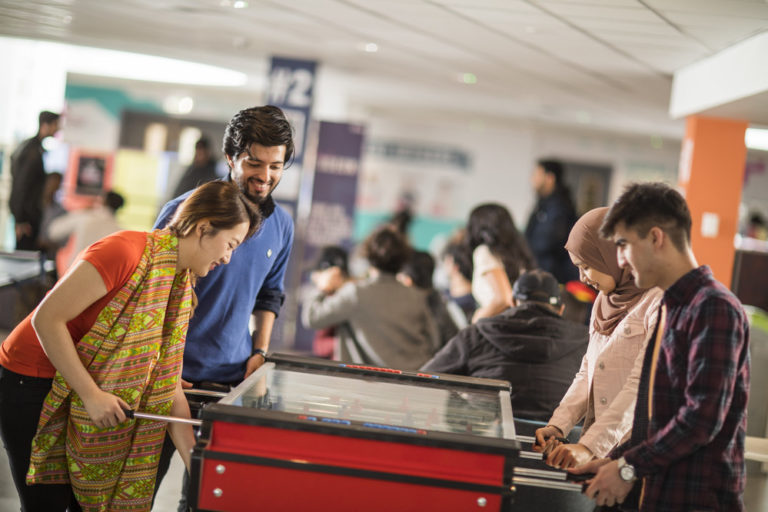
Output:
[525, 159, 579, 284]
[439, 233, 476, 326]
[172, 137, 219, 197]
[306, 245, 352, 359]
[533, 207, 662, 470]
[302, 225, 439, 370]
[37, 172, 67, 265]
[48, 190, 125, 271]
[9, 110, 61, 251]
[466, 203, 535, 322]
[398, 250, 459, 348]
[421, 269, 588, 421]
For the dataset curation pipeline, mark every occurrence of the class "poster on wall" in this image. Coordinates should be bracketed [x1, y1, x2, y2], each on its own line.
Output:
[62, 149, 114, 210]
[75, 155, 108, 195]
[356, 141, 470, 250]
[291, 121, 365, 354]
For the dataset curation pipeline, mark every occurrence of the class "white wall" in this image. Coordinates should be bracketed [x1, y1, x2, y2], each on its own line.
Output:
[363, 114, 682, 230]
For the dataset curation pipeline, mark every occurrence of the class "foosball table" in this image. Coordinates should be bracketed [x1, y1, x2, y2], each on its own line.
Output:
[187, 354, 589, 512]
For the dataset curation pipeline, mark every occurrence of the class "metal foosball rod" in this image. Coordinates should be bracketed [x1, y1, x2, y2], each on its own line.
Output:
[123, 409, 203, 427]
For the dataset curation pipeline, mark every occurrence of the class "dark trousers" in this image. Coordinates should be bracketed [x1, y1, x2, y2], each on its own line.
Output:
[0, 366, 81, 512]
[153, 383, 232, 512]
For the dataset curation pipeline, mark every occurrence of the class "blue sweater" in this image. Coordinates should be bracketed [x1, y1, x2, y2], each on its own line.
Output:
[155, 192, 294, 382]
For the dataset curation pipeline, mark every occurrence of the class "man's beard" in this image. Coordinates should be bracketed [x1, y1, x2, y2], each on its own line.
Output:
[237, 179, 273, 206]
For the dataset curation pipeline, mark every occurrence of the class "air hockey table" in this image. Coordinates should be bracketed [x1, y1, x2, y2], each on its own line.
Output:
[188, 354, 586, 512]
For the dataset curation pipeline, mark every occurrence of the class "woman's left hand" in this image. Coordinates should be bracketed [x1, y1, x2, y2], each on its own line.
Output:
[545, 443, 594, 469]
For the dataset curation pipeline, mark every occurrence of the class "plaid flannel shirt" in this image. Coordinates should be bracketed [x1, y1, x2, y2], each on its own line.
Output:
[612, 266, 750, 512]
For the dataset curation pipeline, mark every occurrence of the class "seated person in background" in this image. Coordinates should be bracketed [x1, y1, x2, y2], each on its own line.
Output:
[302, 225, 439, 371]
[466, 203, 536, 322]
[48, 190, 125, 272]
[398, 250, 459, 348]
[307, 245, 352, 359]
[420, 270, 588, 422]
[439, 234, 476, 326]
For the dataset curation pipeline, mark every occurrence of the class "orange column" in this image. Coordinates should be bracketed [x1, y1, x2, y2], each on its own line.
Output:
[678, 115, 748, 287]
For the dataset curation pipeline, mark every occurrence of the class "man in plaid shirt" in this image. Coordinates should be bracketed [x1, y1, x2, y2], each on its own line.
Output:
[572, 182, 750, 511]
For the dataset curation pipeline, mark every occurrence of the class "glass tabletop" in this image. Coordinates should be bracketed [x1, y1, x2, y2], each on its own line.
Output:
[221, 363, 515, 440]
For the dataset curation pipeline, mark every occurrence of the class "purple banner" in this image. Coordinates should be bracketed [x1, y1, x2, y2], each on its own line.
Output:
[293, 121, 365, 352]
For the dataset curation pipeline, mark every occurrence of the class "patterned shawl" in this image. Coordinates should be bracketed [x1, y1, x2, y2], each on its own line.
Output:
[26, 230, 192, 512]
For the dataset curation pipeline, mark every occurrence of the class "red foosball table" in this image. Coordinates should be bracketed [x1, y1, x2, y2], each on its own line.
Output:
[189, 354, 586, 512]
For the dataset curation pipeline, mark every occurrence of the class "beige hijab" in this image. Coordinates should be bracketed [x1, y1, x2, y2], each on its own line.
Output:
[565, 207, 645, 336]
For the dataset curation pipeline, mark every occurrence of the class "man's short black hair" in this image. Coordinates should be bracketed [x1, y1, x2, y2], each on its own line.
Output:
[600, 182, 691, 252]
[223, 105, 294, 167]
[537, 158, 564, 185]
[401, 250, 435, 289]
[104, 190, 125, 212]
[38, 111, 60, 127]
[441, 241, 473, 282]
[195, 137, 211, 151]
[361, 225, 412, 274]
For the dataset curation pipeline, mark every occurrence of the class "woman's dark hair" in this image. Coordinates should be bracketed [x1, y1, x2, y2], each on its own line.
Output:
[401, 250, 435, 289]
[167, 181, 260, 241]
[361, 225, 412, 274]
[467, 203, 535, 284]
[223, 105, 294, 168]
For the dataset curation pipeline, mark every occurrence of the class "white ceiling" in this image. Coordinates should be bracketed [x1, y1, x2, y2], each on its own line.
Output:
[2, 0, 768, 137]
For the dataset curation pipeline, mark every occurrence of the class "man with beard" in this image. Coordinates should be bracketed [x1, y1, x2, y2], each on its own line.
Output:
[152, 106, 294, 508]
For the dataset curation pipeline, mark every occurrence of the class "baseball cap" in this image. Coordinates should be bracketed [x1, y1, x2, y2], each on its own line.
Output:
[312, 246, 349, 274]
[512, 270, 562, 307]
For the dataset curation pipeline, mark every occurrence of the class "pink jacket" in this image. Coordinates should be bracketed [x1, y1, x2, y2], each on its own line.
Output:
[548, 287, 663, 457]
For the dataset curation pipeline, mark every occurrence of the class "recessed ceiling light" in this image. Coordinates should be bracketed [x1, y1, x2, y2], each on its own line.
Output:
[461, 73, 477, 84]
[63, 45, 248, 86]
[233, 0, 248, 8]
[364, 42, 379, 53]
[163, 96, 195, 115]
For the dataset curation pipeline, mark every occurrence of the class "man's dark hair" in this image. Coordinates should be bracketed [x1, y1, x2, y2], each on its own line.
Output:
[104, 190, 125, 212]
[401, 250, 435, 289]
[222, 105, 294, 167]
[600, 182, 692, 252]
[442, 240, 473, 282]
[361, 225, 412, 274]
[38, 111, 60, 127]
[537, 159, 564, 186]
[195, 137, 211, 151]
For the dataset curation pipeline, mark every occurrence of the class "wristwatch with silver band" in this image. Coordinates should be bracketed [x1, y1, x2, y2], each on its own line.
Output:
[617, 456, 637, 482]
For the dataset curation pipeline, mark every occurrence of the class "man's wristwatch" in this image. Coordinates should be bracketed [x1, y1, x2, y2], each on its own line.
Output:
[253, 348, 267, 359]
[617, 456, 637, 482]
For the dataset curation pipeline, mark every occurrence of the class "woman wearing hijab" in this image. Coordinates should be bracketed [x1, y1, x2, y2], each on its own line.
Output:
[533, 207, 662, 469]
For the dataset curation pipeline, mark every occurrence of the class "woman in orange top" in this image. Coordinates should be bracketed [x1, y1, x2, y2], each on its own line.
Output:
[0, 181, 259, 512]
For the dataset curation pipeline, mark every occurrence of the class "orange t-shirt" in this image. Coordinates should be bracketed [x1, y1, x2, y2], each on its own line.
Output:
[0, 231, 148, 378]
